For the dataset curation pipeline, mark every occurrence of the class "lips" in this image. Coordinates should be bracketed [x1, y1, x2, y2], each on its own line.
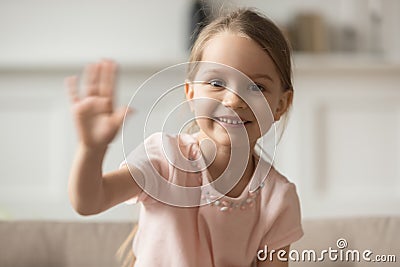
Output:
[214, 116, 249, 125]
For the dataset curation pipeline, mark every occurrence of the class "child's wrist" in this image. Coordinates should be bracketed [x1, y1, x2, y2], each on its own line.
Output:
[78, 142, 108, 155]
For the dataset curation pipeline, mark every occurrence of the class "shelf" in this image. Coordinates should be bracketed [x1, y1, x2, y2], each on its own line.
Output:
[293, 53, 400, 73]
[0, 53, 399, 74]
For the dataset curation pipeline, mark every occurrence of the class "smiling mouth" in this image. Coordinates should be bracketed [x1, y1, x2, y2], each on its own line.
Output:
[214, 116, 249, 125]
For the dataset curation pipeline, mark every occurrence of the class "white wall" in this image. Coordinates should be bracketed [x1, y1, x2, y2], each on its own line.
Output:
[2, 0, 399, 66]
[0, 0, 191, 66]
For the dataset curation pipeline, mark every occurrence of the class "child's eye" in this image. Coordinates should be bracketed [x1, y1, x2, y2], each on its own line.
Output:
[209, 79, 226, 88]
[248, 83, 265, 92]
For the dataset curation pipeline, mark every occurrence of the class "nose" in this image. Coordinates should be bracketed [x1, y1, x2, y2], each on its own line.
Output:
[221, 90, 247, 109]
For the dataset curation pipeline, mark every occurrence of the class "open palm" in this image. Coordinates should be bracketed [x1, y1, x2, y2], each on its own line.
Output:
[66, 60, 130, 148]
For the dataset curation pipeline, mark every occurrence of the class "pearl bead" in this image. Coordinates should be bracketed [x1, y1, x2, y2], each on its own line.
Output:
[203, 183, 262, 212]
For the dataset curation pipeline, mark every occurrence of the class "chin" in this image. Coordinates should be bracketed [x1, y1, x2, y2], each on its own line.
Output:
[199, 121, 254, 148]
[215, 131, 252, 148]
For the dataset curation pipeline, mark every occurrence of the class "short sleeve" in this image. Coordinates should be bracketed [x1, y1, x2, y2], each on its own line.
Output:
[120, 132, 167, 204]
[260, 183, 304, 250]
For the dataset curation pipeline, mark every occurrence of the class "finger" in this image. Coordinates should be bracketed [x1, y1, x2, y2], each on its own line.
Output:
[84, 63, 100, 96]
[65, 76, 80, 103]
[81, 97, 113, 115]
[112, 106, 134, 128]
[99, 59, 117, 99]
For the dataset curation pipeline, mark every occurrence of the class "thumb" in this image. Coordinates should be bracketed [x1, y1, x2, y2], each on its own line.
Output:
[112, 106, 134, 128]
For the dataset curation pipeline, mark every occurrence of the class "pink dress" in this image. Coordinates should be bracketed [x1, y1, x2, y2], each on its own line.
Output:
[121, 133, 303, 267]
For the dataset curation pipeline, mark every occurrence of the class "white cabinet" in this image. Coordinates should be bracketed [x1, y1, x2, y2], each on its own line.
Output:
[0, 59, 399, 220]
[275, 57, 400, 218]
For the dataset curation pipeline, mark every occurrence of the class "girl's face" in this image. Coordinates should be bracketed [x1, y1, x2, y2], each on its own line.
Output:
[185, 32, 292, 147]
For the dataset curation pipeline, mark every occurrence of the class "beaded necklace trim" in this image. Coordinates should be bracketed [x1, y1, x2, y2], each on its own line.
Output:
[201, 182, 265, 212]
[188, 139, 268, 212]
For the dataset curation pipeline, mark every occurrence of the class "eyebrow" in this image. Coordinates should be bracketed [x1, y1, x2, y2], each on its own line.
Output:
[248, 73, 275, 83]
[199, 69, 275, 83]
[200, 69, 225, 75]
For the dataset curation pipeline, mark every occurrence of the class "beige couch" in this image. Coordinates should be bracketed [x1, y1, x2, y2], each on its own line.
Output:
[0, 217, 398, 267]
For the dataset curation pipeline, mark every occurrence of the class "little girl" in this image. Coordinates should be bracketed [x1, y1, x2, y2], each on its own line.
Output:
[67, 8, 303, 267]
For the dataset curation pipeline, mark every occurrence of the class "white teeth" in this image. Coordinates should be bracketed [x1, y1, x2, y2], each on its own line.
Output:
[217, 117, 245, 125]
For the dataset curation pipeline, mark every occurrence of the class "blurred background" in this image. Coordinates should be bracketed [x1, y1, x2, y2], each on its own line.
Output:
[0, 0, 399, 222]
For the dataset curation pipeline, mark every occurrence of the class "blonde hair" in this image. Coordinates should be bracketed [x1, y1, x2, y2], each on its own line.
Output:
[118, 8, 294, 267]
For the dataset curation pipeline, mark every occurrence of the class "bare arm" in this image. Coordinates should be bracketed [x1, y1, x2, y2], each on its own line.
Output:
[68, 144, 142, 215]
[66, 60, 140, 215]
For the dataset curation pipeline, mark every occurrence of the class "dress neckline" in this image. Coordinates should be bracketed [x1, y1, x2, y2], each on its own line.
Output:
[180, 132, 272, 204]
[199, 150, 270, 201]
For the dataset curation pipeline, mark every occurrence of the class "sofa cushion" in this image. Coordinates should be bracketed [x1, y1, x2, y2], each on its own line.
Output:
[0, 220, 133, 267]
[291, 216, 399, 266]
[0, 217, 398, 267]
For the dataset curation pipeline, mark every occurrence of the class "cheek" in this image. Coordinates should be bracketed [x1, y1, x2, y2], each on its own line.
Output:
[248, 97, 276, 135]
[191, 88, 222, 118]
[262, 94, 278, 112]
[192, 98, 218, 118]
[259, 93, 281, 119]
[255, 112, 274, 135]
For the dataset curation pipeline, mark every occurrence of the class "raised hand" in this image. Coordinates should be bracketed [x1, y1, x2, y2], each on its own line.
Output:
[66, 59, 131, 149]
